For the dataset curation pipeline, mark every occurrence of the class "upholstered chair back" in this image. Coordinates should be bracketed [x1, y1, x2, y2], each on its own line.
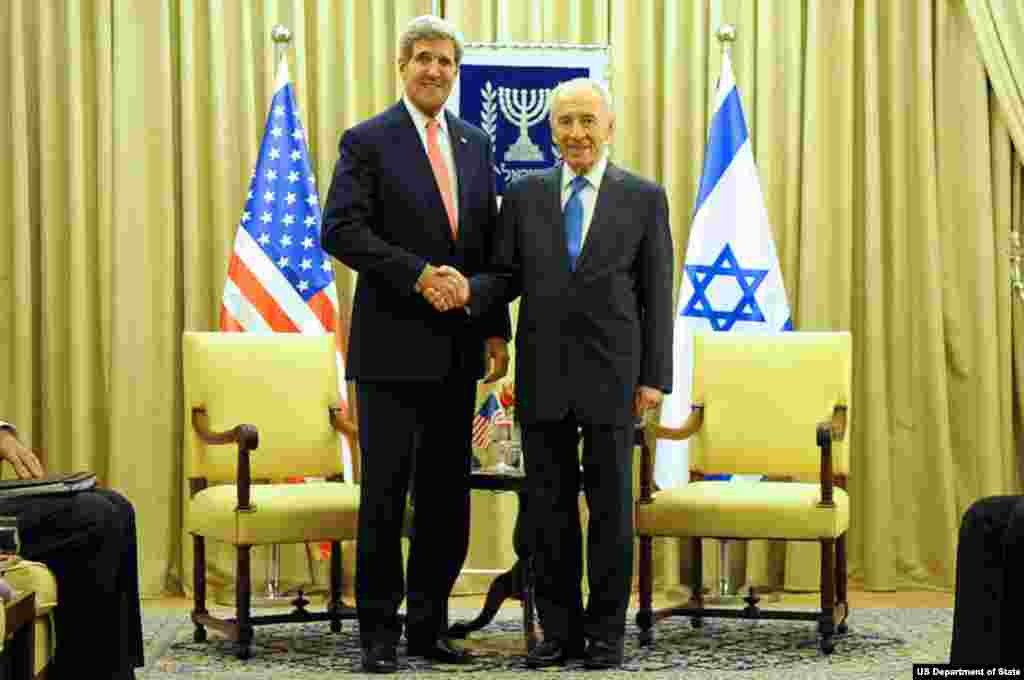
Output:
[689, 331, 852, 482]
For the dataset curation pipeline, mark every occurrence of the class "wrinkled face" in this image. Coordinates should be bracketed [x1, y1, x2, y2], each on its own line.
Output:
[550, 85, 614, 174]
[399, 39, 458, 117]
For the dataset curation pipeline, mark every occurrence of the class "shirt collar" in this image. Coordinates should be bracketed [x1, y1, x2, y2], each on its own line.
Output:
[403, 95, 450, 137]
[561, 149, 609, 194]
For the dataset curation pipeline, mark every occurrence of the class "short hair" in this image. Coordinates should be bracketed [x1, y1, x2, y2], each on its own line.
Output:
[398, 15, 464, 66]
[548, 78, 613, 124]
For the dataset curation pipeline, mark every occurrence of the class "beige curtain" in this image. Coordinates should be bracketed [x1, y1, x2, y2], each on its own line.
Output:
[968, 0, 1024, 158]
[1, 0, 1021, 601]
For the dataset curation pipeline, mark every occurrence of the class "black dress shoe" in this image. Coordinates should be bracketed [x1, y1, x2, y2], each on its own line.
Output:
[406, 637, 471, 664]
[584, 637, 625, 669]
[525, 638, 584, 668]
[361, 643, 398, 673]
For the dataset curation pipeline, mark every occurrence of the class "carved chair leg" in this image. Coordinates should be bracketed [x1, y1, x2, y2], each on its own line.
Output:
[836, 533, 849, 633]
[192, 535, 208, 643]
[818, 538, 835, 654]
[329, 541, 343, 633]
[690, 538, 704, 628]
[636, 536, 654, 645]
[236, 545, 254, 660]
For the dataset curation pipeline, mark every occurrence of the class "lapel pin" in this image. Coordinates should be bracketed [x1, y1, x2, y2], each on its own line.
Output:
[460, 136, 467, 144]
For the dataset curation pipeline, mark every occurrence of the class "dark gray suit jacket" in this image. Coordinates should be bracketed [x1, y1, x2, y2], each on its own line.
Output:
[472, 163, 674, 425]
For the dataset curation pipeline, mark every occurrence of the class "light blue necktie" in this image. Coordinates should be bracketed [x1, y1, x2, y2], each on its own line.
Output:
[564, 175, 588, 272]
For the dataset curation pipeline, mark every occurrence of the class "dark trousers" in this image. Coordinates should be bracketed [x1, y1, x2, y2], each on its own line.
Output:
[950, 495, 1024, 665]
[355, 377, 475, 647]
[0, 488, 144, 679]
[522, 415, 634, 642]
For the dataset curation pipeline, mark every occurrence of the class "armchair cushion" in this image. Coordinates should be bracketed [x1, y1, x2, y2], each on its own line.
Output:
[2, 560, 57, 614]
[637, 481, 849, 540]
[187, 481, 360, 545]
[2, 559, 57, 675]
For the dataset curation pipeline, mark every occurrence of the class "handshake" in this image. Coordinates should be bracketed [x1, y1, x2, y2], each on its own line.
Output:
[418, 264, 471, 313]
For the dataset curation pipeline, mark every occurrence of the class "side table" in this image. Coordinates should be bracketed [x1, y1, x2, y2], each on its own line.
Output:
[0, 591, 35, 680]
[448, 470, 538, 651]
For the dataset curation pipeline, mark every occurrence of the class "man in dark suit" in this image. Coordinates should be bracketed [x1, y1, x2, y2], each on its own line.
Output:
[0, 420, 143, 680]
[320, 14, 510, 674]
[462, 77, 673, 669]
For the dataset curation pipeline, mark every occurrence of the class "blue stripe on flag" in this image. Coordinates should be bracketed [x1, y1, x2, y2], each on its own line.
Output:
[693, 88, 749, 215]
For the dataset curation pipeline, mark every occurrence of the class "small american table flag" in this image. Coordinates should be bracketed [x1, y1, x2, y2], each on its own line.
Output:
[472, 393, 504, 450]
[219, 60, 353, 482]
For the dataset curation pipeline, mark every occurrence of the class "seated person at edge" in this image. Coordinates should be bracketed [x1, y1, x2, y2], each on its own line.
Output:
[0, 419, 144, 680]
[950, 494, 1024, 667]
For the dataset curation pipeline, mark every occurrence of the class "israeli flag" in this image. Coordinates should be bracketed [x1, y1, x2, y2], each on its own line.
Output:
[655, 51, 793, 489]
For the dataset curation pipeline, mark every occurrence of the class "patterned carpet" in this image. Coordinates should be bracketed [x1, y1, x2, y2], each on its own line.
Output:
[139, 606, 953, 679]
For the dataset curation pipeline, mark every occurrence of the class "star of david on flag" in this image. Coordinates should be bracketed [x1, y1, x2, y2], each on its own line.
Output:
[655, 51, 793, 489]
[219, 60, 354, 483]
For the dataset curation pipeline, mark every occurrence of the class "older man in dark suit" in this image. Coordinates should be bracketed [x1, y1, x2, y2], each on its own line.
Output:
[320, 14, 510, 674]
[461, 77, 674, 669]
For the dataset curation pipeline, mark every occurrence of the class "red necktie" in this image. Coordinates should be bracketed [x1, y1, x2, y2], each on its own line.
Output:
[426, 119, 458, 239]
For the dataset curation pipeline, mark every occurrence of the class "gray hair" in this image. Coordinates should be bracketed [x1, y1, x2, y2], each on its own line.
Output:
[398, 15, 464, 65]
[548, 78, 613, 124]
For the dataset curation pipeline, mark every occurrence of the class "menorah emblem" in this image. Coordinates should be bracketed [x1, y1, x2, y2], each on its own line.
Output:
[498, 87, 552, 163]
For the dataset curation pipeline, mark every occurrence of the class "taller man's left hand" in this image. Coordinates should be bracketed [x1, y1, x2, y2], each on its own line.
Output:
[634, 386, 664, 419]
[484, 337, 510, 383]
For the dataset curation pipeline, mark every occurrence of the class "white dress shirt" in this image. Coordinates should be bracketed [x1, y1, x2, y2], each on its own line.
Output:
[403, 96, 460, 220]
[560, 149, 609, 248]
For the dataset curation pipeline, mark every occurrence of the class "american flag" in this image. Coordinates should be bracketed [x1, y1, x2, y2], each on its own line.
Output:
[472, 394, 504, 450]
[220, 60, 353, 482]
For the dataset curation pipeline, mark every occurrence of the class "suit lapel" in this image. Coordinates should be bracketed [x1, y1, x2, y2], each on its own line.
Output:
[575, 163, 623, 273]
[446, 111, 469, 245]
[543, 166, 567, 266]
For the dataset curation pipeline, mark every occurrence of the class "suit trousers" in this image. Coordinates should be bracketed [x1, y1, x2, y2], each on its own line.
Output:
[522, 415, 634, 642]
[949, 494, 1024, 666]
[0, 488, 144, 679]
[354, 377, 475, 648]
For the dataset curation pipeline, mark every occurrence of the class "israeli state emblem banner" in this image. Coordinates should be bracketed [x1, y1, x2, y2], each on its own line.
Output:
[446, 43, 611, 196]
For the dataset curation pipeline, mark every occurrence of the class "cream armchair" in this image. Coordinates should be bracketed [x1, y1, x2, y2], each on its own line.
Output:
[636, 331, 852, 654]
[183, 331, 362, 660]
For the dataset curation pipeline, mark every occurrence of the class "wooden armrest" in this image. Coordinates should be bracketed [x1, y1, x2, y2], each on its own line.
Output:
[638, 406, 704, 504]
[191, 408, 258, 511]
[329, 406, 358, 437]
[645, 405, 704, 443]
[831, 405, 848, 441]
[329, 406, 360, 484]
[191, 408, 259, 449]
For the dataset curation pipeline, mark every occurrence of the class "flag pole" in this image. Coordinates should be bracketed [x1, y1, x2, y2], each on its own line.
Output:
[247, 22, 324, 611]
[701, 22, 749, 608]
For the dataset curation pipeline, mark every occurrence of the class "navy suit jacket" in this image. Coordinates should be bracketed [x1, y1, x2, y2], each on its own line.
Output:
[473, 163, 674, 426]
[321, 101, 511, 382]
